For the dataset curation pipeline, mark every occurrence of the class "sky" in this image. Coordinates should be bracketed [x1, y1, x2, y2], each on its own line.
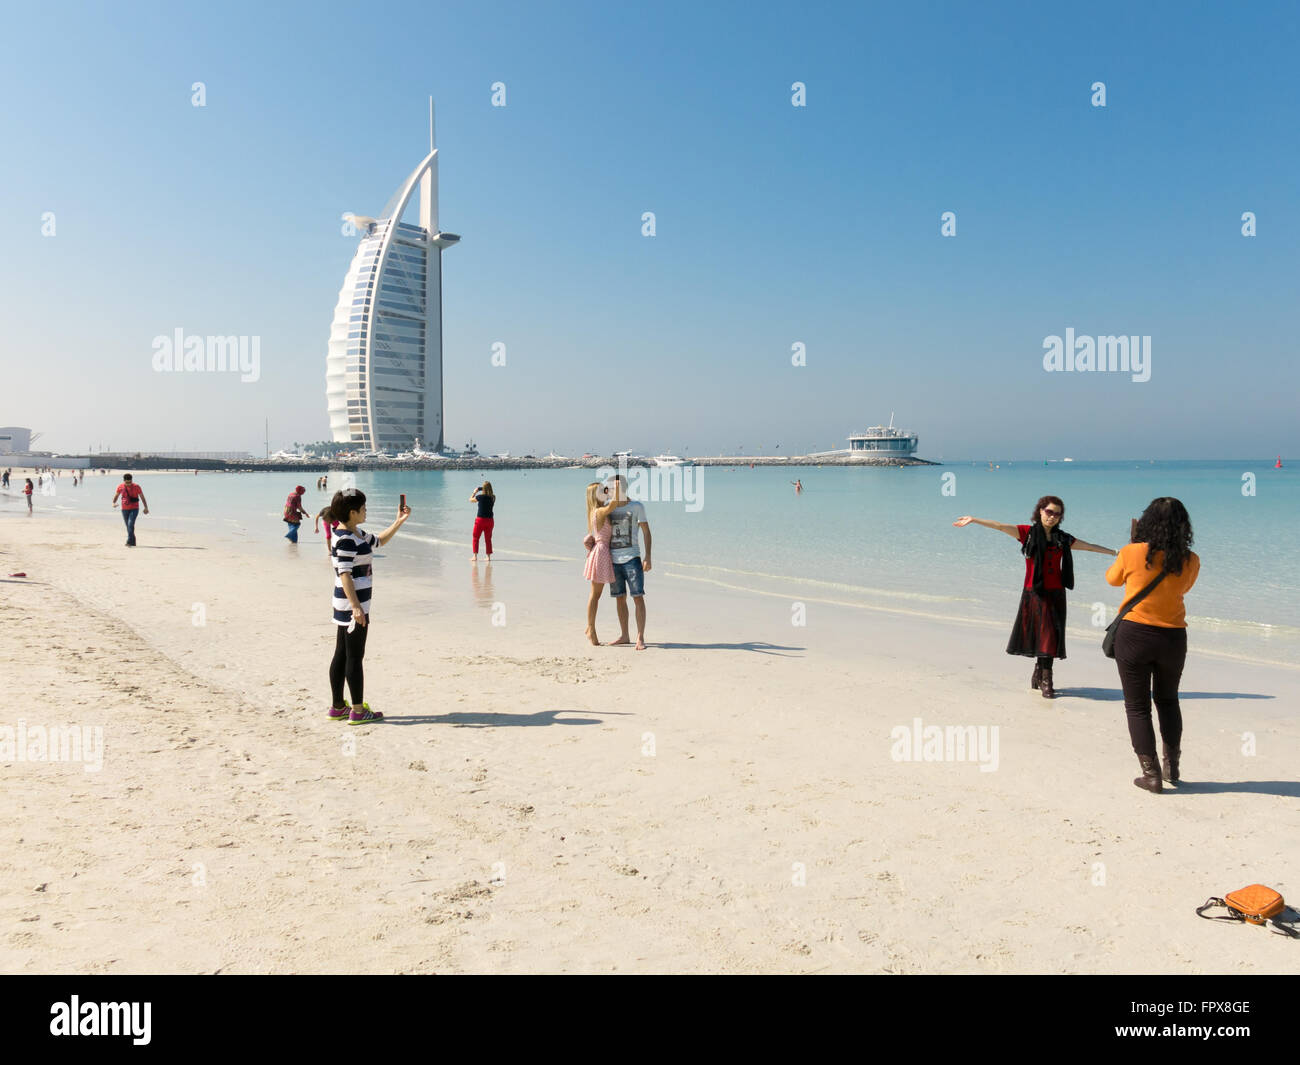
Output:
[1, 0, 1297, 460]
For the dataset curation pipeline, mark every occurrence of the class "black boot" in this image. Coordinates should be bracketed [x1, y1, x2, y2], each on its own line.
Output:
[1039, 665, 1055, 699]
[1031, 663, 1043, 690]
[1161, 745, 1181, 786]
[1133, 754, 1163, 793]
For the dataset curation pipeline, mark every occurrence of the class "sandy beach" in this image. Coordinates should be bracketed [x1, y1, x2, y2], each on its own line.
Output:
[1, 513, 1296, 974]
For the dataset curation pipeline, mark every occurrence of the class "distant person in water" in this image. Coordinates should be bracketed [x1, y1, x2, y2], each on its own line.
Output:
[112, 473, 148, 546]
[1106, 497, 1200, 793]
[791, 479, 803, 494]
[470, 481, 495, 561]
[314, 504, 340, 557]
[954, 496, 1116, 698]
[283, 485, 309, 543]
[24, 477, 34, 513]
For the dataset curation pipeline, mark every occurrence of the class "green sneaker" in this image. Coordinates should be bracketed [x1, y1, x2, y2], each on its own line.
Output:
[348, 703, 384, 725]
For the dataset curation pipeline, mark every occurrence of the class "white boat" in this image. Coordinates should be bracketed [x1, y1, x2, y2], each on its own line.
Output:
[654, 454, 692, 467]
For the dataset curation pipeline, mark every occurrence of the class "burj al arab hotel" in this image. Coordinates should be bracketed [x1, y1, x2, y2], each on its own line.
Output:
[326, 115, 459, 453]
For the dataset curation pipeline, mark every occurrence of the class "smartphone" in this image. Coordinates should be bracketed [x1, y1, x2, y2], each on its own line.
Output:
[400, 493, 407, 512]
[1129, 518, 1138, 542]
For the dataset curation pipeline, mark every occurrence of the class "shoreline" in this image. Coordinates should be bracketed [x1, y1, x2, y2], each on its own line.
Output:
[2, 514, 1297, 973]
[0, 455, 941, 474]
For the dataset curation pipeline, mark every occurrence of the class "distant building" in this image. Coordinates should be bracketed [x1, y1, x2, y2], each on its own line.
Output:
[325, 128, 460, 453]
[0, 427, 33, 454]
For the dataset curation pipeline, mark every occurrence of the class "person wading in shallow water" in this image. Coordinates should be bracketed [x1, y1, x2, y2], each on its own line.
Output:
[954, 496, 1116, 698]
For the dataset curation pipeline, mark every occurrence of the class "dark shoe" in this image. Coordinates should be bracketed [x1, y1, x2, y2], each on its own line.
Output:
[1133, 754, 1163, 793]
[1031, 663, 1043, 690]
[1161, 745, 1181, 785]
[1039, 667, 1056, 699]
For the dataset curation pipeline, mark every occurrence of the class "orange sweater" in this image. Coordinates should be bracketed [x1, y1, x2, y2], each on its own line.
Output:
[1105, 543, 1200, 628]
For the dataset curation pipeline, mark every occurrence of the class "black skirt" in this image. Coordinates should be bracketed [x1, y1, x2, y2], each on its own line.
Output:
[1006, 587, 1067, 660]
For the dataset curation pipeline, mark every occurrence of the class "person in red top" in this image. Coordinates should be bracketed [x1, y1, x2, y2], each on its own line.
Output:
[111, 473, 149, 546]
[23, 477, 34, 514]
[283, 485, 309, 543]
[954, 496, 1116, 697]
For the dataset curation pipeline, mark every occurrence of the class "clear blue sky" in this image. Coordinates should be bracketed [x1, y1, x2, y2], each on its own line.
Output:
[2, 0, 1297, 459]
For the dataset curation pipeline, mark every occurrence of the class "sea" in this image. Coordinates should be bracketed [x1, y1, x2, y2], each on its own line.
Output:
[4, 459, 1296, 666]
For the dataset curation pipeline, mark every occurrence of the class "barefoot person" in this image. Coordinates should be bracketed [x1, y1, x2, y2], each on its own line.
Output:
[954, 496, 1115, 697]
[607, 474, 652, 650]
[583, 482, 618, 645]
[1106, 497, 1200, 793]
[470, 480, 495, 561]
[111, 473, 148, 546]
[325, 488, 411, 725]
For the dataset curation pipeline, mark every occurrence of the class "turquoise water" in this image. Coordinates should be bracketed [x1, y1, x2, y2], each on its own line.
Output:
[6, 460, 1297, 663]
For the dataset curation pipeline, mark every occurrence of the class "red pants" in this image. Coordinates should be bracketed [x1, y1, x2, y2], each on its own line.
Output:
[472, 517, 494, 555]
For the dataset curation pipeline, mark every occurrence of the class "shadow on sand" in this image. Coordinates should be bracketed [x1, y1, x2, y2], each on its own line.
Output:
[383, 709, 624, 728]
[651, 641, 804, 656]
[1159, 780, 1300, 798]
[1059, 688, 1274, 702]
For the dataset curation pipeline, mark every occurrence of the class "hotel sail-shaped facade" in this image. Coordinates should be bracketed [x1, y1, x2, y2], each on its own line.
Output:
[326, 142, 459, 452]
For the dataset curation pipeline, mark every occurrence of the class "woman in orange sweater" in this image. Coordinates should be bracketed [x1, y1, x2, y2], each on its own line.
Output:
[1106, 497, 1199, 793]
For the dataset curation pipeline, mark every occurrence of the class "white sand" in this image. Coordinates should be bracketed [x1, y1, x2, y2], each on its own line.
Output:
[1, 515, 1296, 973]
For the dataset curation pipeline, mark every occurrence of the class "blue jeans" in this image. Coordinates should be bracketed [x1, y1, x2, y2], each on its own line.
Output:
[285, 522, 300, 543]
[609, 557, 645, 597]
[122, 508, 139, 545]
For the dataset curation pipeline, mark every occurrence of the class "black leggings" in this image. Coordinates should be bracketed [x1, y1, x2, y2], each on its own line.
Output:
[1114, 619, 1186, 757]
[329, 623, 369, 706]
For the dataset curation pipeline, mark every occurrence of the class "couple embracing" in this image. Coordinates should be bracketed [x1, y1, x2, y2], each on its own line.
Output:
[584, 474, 652, 649]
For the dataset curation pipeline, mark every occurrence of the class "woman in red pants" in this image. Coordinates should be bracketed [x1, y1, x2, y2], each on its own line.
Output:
[470, 481, 495, 561]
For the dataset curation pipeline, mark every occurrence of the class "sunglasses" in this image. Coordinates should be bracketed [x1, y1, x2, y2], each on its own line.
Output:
[1042, 508, 1062, 517]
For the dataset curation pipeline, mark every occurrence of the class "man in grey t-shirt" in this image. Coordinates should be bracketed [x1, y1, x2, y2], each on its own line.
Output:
[606, 474, 652, 650]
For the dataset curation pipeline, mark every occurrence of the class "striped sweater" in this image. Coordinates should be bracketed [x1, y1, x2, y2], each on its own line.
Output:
[332, 529, 378, 626]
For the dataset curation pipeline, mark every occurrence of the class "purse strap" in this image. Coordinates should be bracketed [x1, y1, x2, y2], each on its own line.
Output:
[1115, 569, 1168, 624]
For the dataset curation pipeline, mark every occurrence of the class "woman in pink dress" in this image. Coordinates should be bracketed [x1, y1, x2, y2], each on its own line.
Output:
[583, 481, 618, 645]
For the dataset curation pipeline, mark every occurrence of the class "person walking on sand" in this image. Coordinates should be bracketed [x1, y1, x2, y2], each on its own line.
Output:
[583, 481, 619, 645]
[325, 488, 411, 725]
[283, 484, 309, 543]
[111, 473, 149, 546]
[954, 496, 1115, 698]
[1106, 497, 1200, 794]
[24, 477, 34, 514]
[606, 474, 652, 650]
[470, 481, 495, 561]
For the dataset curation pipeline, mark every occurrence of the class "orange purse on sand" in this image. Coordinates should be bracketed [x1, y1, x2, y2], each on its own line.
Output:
[1197, 885, 1298, 937]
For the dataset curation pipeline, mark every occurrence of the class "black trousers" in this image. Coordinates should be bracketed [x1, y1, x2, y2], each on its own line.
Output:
[329, 623, 369, 706]
[1114, 619, 1186, 757]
